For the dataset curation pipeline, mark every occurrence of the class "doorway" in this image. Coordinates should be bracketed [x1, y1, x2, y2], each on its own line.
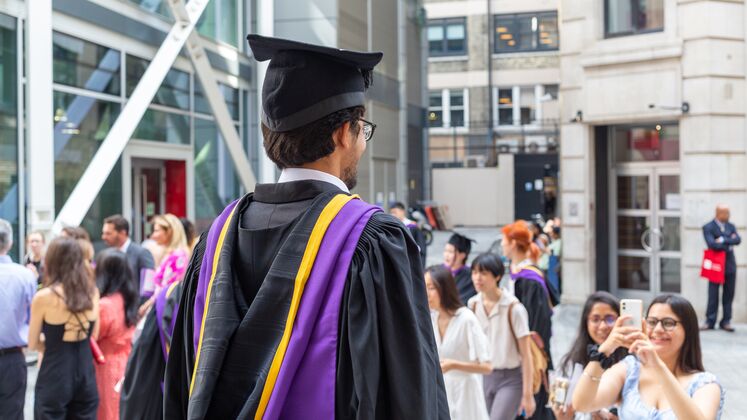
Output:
[608, 123, 681, 300]
[123, 142, 193, 244]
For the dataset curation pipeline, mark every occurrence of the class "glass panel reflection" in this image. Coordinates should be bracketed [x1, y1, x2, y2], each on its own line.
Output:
[660, 258, 680, 293]
[194, 118, 242, 233]
[659, 175, 680, 210]
[53, 31, 121, 95]
[618, 216, 649, 250]
[617, 176, 649, 209]
[126, 55, 190, 110]
[614, 123, 679, 163]
[0, 14, 18, 259]
[53, 91, 121, 213]
[618, 255, 650, 291]
[659, 217, 681, 252]
[132, 108, 190, 145]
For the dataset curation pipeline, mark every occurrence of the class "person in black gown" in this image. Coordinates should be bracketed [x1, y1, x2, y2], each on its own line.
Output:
[163, 35, 448, 419]
[502, 220, 555, 420]
[444, 233, 477, 304]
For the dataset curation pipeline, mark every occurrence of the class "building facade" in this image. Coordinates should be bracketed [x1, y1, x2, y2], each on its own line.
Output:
[424, 0, 561, 223]
[560, 0, 747, 321]
[0, 0, 426, 259]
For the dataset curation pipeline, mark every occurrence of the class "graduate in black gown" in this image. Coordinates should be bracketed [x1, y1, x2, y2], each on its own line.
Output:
[163, 35, 448, 419]
[444, 233, 477, 304]
[502, 221, 555, 420]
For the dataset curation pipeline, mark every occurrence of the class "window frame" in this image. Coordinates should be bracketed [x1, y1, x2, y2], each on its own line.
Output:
[427, 17, 468, 57]
[604, 0, 664, 38]
[428, 88, 469, 130]
[493, 11, 559, 54]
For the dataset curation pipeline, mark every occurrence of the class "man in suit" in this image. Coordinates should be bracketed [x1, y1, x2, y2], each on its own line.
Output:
[702, 204, 740, 332]
[101, 215, 155, 293]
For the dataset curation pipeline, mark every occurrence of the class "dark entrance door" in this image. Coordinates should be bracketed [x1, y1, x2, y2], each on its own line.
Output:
[513, 153, 559, 221]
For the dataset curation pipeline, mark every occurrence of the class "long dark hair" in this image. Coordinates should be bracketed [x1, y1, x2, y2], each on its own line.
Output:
[44, 237, 95, 313]
[560, 291, 624, 372]
[95, 249, 139, 327]
[647, 294, 704, 374]
[425, 265, 463, 315]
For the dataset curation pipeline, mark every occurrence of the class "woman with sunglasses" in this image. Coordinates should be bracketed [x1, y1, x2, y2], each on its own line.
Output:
[553, 291, 626, 420]
[573, 294, 725, 420]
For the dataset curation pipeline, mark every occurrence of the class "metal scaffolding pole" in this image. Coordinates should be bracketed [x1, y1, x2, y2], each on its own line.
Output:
[26, 0, 55, 236]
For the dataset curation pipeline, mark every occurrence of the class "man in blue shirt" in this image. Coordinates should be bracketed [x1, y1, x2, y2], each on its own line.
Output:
[0, 218, 37, 419]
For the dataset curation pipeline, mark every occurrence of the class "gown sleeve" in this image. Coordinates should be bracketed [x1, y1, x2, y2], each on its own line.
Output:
[163, 233, 207, 419]
[514, 278, 554, 369]
[336, 212, 449, 420]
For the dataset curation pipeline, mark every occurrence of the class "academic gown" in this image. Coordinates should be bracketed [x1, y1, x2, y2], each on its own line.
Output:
[120, 278, 190, 419]
[512, 268, 554, 420]
[164, 180, 449, 419]
[454, 266, 477, 304]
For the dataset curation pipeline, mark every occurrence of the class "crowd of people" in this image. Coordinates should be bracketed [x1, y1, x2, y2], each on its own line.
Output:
[426, 220, 725, 420]
[0, 213, 196, 419]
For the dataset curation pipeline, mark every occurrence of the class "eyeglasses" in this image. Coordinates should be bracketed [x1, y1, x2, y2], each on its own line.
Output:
[645, 317, 680, 331]
[359, 118, 377, 142]
[589, 315, 617, 326]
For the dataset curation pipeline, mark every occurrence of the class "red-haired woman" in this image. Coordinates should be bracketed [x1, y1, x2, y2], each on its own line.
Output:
[501, 220, 556, 419]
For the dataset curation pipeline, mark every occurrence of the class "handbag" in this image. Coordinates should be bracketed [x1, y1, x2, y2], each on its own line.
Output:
[700, 249, 726, 285]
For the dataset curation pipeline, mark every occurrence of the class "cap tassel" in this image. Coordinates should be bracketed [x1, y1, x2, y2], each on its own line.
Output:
[360, 69, 373, 89]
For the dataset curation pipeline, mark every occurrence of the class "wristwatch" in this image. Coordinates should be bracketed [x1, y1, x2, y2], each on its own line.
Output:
[587, 344, 616, 369]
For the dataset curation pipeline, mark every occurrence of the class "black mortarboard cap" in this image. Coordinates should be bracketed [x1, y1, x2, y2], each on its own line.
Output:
[448, 233, 474, 255]
[247, 34, 384, 132]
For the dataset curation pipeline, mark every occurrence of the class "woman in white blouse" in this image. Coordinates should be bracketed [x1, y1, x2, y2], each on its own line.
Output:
[468, 253, 536, 420]
[426, 265, 492, 420]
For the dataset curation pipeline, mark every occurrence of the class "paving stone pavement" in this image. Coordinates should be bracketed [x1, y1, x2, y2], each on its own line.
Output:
[22, 227, 746, 418]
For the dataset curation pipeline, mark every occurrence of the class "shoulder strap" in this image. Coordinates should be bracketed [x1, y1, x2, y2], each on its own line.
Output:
[507, 301, 520, 352]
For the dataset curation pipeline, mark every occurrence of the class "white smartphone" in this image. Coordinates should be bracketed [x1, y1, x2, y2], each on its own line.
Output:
[620, 299, 643, 330]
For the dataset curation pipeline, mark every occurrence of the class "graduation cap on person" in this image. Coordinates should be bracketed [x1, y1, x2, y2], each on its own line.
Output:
[448, 233, 475, 255]
[247, 34, 384, 132]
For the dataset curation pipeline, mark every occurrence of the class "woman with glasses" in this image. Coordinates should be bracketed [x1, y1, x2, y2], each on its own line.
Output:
[553, 291, 626, 420]
[573, 294, 725, 420]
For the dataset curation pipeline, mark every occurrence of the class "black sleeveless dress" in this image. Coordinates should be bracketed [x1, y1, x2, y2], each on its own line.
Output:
[34, 317, 98, 419]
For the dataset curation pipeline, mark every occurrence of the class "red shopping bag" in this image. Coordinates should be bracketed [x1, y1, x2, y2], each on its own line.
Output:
[701, 249, 726, 285]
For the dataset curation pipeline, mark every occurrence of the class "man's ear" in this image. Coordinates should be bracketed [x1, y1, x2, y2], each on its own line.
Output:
[332, 122, 352, 149]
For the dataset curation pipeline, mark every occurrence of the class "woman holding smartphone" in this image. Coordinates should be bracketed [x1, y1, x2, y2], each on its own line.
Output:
[572, 294, 725, 420]
[553, 291, 626, 420]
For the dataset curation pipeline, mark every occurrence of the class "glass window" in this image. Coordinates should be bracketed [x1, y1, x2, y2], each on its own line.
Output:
[497, 88, 513, 126]
[428, 91, 443, 127]
[613, 124, 679, 162]
[194, 79, 240, 120]
[427, 18, 467, 56]
[82, 161, 122, 252]
[198, 0, 239, 47]
[494, 12, 559, 53]
[53, 91, 121, 216]
[606, 0, 664, 37]
[53, 31, 121, 95]
[126, 55, 190, 110]
[132, 108, 190, 144]
[520, 87, 535, 124]
[544, 84, 559, 100]
[0, 14, 19, 259]
[194, 118, 242, 233]
[449, 90, 465, 128]
[127, 0, 172, 19]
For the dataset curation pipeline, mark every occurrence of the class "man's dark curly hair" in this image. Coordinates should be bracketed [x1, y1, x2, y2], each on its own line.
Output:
[262, 106, 365, 169]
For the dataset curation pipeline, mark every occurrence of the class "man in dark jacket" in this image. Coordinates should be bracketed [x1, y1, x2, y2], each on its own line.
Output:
[702, 204, 740, 332]
[101, 215, 155, 293]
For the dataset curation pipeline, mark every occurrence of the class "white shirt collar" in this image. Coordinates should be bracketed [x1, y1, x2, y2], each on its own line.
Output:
[119, 238, 131, 253]
[277, 168, 350, 193]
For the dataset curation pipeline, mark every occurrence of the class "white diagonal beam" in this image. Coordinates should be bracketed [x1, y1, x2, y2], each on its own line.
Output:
[170, 0, 256, 191]
[52, 0, 209, 232]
